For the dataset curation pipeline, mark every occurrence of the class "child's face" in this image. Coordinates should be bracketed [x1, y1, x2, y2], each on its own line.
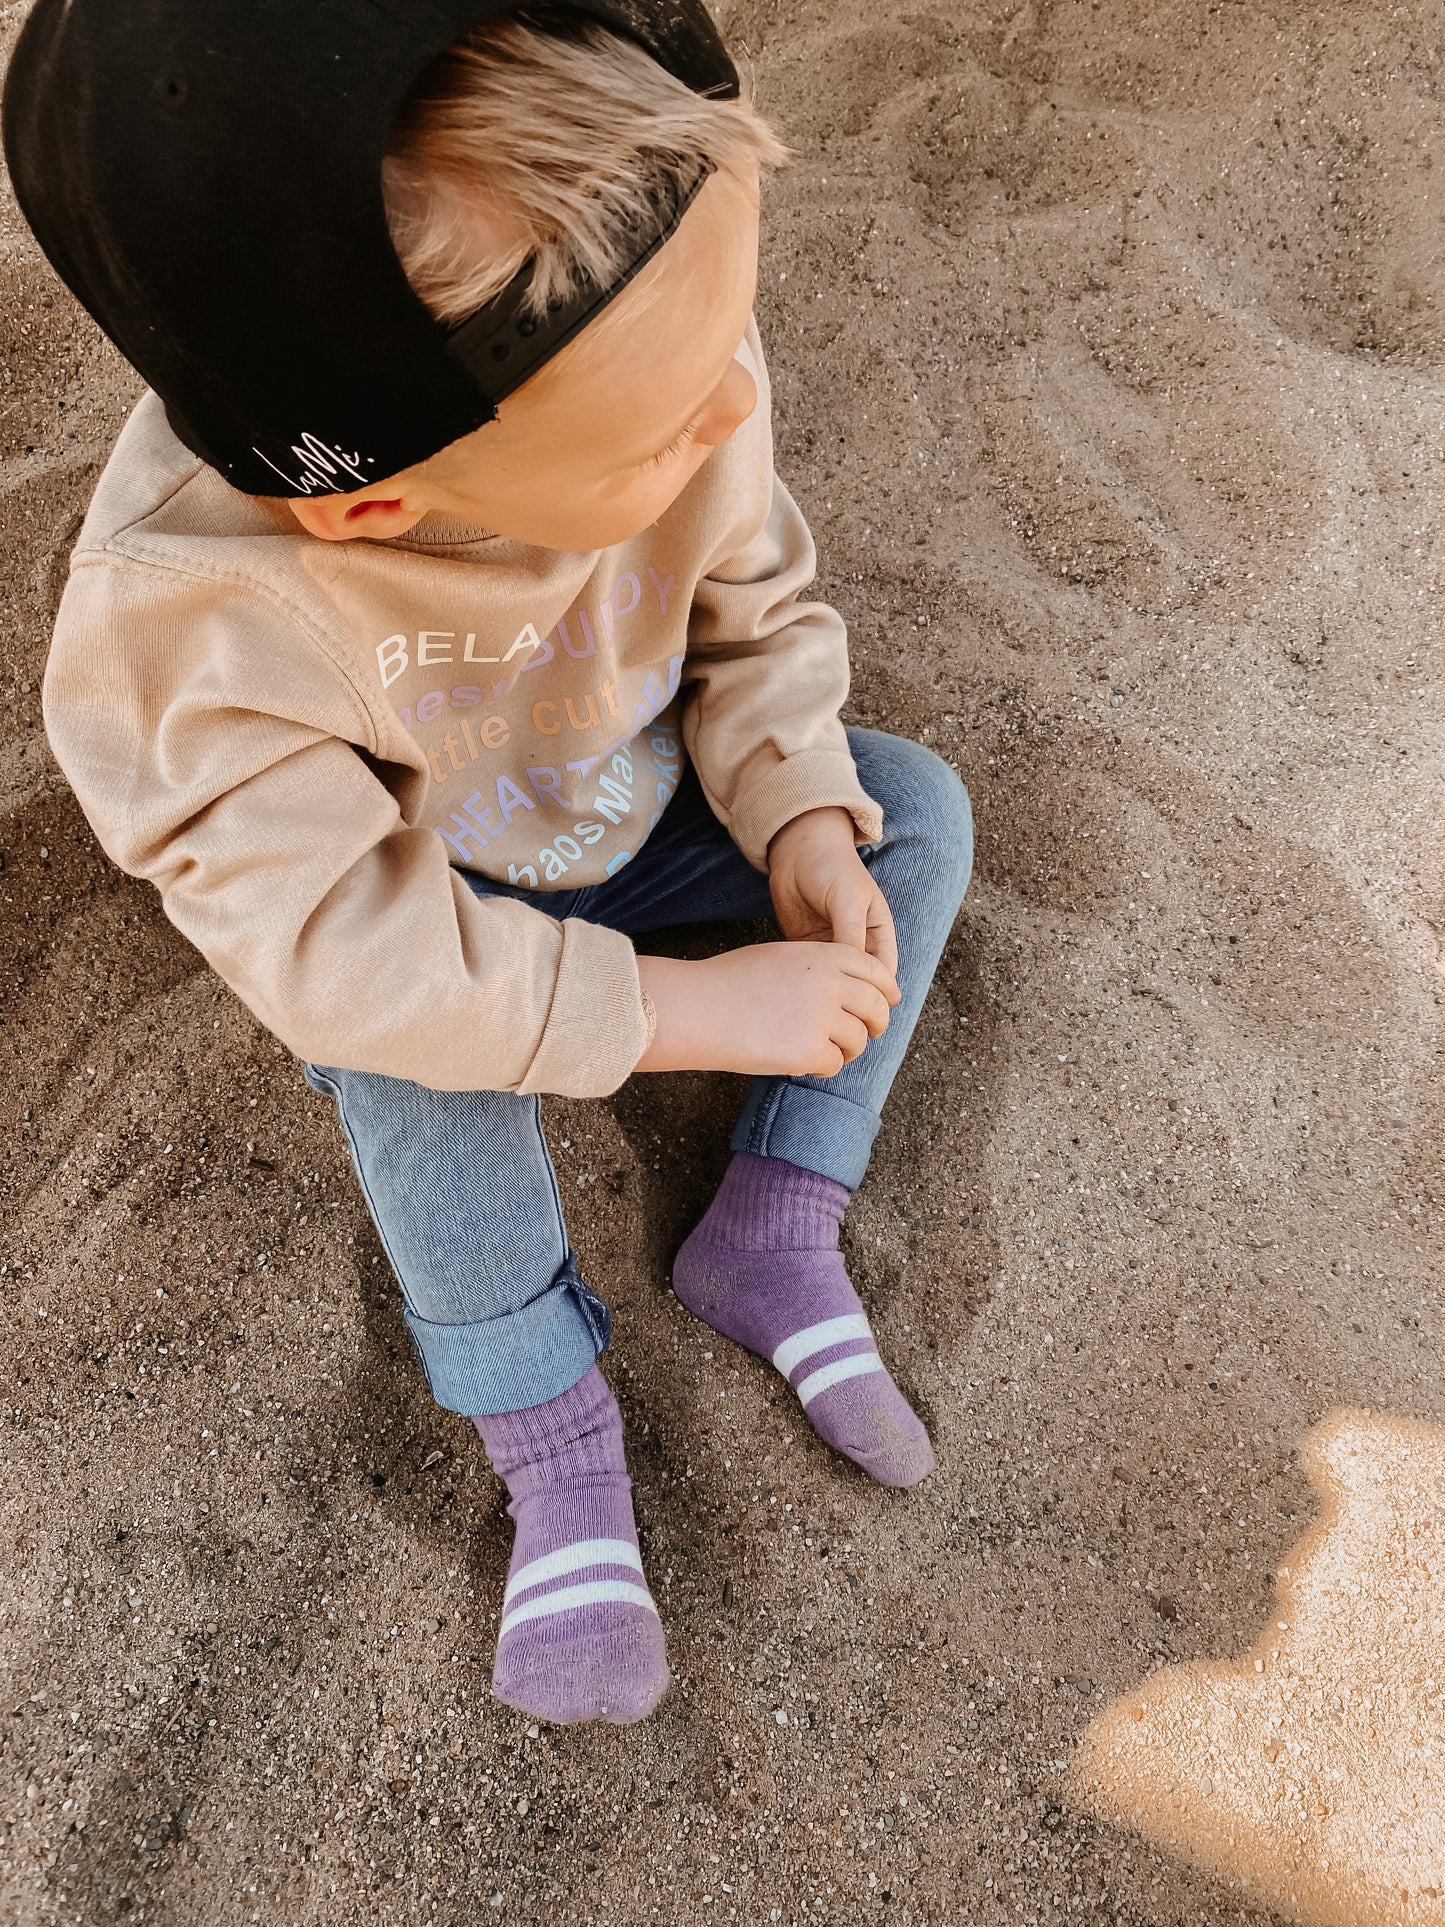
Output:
[290, 163, 761, 551]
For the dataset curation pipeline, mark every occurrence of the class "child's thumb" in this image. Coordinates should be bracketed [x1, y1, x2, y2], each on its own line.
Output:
[830, 892, 869, 953]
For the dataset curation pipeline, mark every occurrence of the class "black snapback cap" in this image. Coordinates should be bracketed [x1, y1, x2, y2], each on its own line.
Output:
[1, 1, 739, 496]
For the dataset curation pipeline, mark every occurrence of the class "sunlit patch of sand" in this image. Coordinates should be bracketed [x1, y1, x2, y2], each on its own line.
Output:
[1071, 1410, 1445, 1926]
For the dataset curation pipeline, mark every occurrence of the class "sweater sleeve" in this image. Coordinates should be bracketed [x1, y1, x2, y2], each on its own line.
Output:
[678, 321, 884, 872]
[42, 556, 650, 1096]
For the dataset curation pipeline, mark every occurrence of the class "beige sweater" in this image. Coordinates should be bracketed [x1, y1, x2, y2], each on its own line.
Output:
[42, 317, 882, 1098]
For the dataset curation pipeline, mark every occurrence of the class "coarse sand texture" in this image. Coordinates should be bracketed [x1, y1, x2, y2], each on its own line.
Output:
[2, 0, 1442, 1922]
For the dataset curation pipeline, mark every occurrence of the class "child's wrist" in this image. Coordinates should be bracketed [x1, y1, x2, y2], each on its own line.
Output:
[767, 805, 857, 864]
[634, 954, 703, 1072]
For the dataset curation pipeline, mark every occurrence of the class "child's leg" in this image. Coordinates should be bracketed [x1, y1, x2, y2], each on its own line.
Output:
[671, 729, 972, 1484]
[579, 728, 974, 1486]
[302, 1066, 667, 1723]
[723, 727, 975, 1189]
[674, 1152, 936, 1485]
[473, 1366, 666, 1724]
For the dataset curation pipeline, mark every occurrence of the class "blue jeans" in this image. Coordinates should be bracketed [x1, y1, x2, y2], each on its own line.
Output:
[304, 727, 972, 1415]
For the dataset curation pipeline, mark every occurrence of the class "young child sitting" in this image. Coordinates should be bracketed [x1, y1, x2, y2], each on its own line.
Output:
[5, 0, 973, 1726]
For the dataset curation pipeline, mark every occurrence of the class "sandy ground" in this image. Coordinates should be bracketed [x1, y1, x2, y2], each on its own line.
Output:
[1074, 1409, 1445, 1924]
[2, 0, 1442, 1922]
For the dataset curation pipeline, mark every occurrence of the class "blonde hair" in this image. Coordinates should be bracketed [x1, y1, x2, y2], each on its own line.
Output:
[382, 4, 787, 327]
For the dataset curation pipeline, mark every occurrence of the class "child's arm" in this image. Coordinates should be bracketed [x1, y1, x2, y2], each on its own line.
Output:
[630, 313, 905, 1072]
[634, 932, 898, 1079]
[43, 558, 649, 1099]
[667, 314, 897, 960]
[677, 318, 887, 916]
[680, 463, 882, 875]
[635, 461, 903, 1074]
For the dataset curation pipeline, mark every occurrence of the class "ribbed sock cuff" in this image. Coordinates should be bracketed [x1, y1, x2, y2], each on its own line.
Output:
[699, 1151, 851, 1252]
[473, 1364, 616, 1478]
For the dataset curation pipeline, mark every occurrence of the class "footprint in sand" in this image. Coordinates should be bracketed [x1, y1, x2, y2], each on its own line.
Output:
[1071, 1409, 1445, 1927]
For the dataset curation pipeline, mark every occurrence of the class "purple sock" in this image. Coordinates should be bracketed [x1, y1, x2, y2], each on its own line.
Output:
[473, 1366, 668, 1726]
[672, 1152, 934, 1489]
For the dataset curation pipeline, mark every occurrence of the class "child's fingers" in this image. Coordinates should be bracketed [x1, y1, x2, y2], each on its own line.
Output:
[831, 881, 896, 973]
[832, 941, 895, 985]
[828, 1010, 872, 1063]
[834, 938, 900, 1007]
[838, 973, 894, 1039]
[866, 891, 899, 980]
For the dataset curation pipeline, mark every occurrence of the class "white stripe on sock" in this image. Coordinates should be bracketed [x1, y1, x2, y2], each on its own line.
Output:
[795, 1351, 886, 1408]
[499, 1578, 658, 1642]
[504, 1536, 642, 1609]
[771, 1312, 873, 1379]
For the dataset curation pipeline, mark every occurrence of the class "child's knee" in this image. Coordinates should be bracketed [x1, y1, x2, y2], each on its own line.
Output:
[920, 744, 973, 850]
[866, 734, 973, 888]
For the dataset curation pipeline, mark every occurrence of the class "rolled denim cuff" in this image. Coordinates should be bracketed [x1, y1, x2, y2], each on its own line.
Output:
[730, 1079, 881, 1192]
[401, 1254, 611, 1417]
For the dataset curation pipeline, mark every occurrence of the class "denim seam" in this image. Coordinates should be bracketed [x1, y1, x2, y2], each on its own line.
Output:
[305, 1065, 438, 1391]
[531, 1095, 573, 1273]
[791, 1083, 880, 1123]
[745, 1078, 788, 1156]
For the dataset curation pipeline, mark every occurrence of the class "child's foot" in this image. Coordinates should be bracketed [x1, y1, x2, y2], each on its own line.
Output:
[473, 1366, 668, 1725]
[672, 1152, 934, 1489]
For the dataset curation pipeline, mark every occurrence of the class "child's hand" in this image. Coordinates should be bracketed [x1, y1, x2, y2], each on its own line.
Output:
[766, 806, 899, 983]
[633, 808, 901, 1079]
[635, 941, 900, 1077]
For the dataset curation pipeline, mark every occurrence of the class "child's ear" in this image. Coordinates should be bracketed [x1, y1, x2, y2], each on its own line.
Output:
[288, 492, 428, 542]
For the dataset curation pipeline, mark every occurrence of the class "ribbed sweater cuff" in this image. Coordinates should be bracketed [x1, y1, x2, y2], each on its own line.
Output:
[727, 749, 885, 872]
[518, 918, 650, 1098]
